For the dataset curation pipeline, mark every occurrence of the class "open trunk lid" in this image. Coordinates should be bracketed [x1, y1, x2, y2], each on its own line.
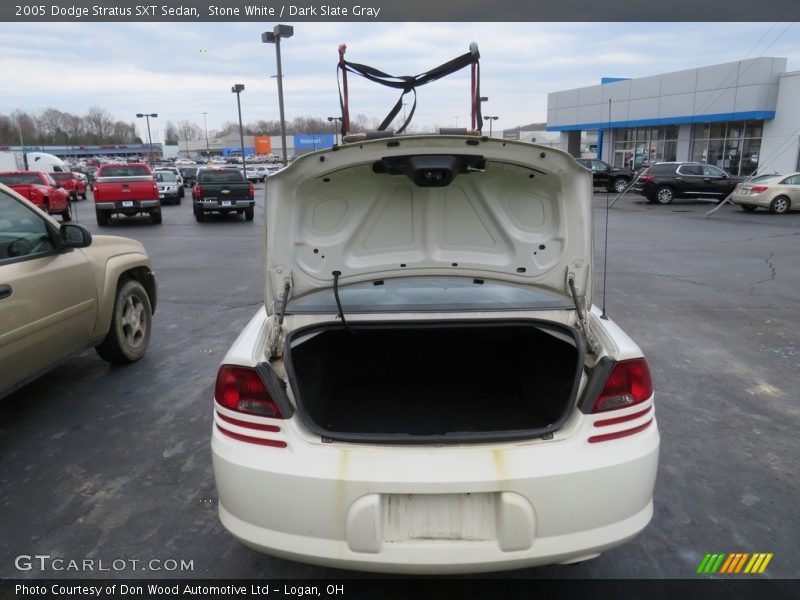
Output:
[265, 135, 594, 311]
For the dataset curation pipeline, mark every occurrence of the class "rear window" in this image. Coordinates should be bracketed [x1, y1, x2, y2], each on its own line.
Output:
[197, 170, 245, 183]
[648, 164, 677, 175]
[51, 173, 71, 181]
[286, 277, 573, 313]
[101, 166, 151, 177]
[0, 173, 42, 185]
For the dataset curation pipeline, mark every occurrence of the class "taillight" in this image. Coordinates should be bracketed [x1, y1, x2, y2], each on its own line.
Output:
[750, 186, 768, 194]
[591, 358, 653, 413]
[248, 183, 255, 199]
[194, 185, 201, 199]
[215, 365, 283, 418]
[641, 175, 655, 182]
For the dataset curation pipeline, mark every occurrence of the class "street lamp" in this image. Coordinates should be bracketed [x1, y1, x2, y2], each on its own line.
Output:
[262, 24, 294, 167]
[484, 116, 499, 137]
[231, 84, 247, 180]
[327, 116, 342, 145]
[136, 113, 158, 167]
[201, 112, 210, 158]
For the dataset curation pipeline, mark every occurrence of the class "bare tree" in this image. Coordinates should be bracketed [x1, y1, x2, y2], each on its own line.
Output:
[164, 121, 179, 145]
[176, 120, 202, 154]
[84, 106, 114, 141]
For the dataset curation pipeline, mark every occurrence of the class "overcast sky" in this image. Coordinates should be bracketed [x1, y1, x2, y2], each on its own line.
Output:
[1, 21, 798, 141]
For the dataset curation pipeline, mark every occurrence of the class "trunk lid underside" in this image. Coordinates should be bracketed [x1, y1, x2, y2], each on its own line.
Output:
[266, 136, 594, 311]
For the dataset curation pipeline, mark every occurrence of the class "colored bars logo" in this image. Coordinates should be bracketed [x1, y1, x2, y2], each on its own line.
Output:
[696, 553, 773, 574]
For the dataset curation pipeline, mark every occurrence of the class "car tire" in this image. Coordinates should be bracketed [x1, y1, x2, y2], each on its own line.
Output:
[769, 196, 790, 214]
[611, 178, 630, 194]
[150, 209, 162, 224]
[95, 279, 152, 364]
[245, 207, 254, 221]
[176, 195, 181, 205]
[96, 209, 109, 226]
[655, 186, 674, 205]
[81, 192, 87, 200]
[195, 207, 205, 222]
[741, 204, 758, 212]
[61, 203, 72, 222]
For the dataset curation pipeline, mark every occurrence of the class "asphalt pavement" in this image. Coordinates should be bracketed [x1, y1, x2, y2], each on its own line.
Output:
[0, 187, 798, 581]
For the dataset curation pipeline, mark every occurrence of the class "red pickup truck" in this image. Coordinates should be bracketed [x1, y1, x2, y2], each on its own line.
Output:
[0, 170, 72, 221]
[51, 171, 88, 201]
[93, 163, 161, 225]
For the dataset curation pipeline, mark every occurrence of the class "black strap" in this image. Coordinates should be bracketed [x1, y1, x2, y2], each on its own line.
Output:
[337, 49, 480, 134]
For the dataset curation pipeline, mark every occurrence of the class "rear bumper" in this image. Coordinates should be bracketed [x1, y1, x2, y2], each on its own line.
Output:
[196, 199, 254, 211]
[212, 416, 660, 574]
[730, 194, 771, 207]
[95, 200, 160, 209]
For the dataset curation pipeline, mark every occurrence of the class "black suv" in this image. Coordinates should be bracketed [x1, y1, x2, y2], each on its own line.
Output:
[575, 158, 634, 193]
[637, 162, 745, 204]
[179, 167, 198, 188]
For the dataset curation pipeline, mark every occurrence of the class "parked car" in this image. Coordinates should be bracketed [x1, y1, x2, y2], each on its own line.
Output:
[211, 135, 659, 574]
[0, 183, 157, 399]
[245, 166, 266, 183]
[153, 167, 185, 197]
[175, 158, 196, 166]
[179, 167, 198, 187]
[729, 172, 800, 214]
[193, 167, 255, 221]
[93, 163, 161, 225]
[0, 171, 72, 221]
[153, 171, 182, 205]
[51, 171, 88, 201]
[575, 158, 634, 193]
[636, 162, 745, 204]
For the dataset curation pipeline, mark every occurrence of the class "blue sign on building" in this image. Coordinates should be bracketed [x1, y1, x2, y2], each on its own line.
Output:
[294, 134, 335, 150]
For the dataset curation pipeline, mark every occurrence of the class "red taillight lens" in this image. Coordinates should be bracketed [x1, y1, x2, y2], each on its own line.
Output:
[194, 185, 201, 199]
[248, 183, 255, 199]
[750, 186, 768, 193]
[591, 358, 653, 413]
[215, 365, 283, 418]
[641, 175, 655, 182]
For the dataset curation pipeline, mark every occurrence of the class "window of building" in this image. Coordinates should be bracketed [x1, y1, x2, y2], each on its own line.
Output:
[690, 119, 763, 176]
[611, 125, 678, 169]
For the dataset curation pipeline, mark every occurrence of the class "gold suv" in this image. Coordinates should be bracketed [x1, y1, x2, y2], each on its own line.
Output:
[0, 183, 157, 399]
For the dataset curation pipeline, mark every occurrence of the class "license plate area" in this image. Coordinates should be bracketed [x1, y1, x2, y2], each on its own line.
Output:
[383, 493, 496, 542]
[121, 201, 134, 207]
[222, 200, 232, 206]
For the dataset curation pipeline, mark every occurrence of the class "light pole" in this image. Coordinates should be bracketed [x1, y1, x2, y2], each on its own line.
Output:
[484, 116, 499, 137]
[136, 113, 158, 167]
[454, 116, 459, 128]
[231, 84, 247, 180]
[262, 24, 294, 167]
[201, 112, 210, 158]
[327, 116, 342, 145]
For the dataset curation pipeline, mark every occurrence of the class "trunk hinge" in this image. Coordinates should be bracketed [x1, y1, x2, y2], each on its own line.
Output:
[267, 272, 292, 359]
[566, 268, 598, 355]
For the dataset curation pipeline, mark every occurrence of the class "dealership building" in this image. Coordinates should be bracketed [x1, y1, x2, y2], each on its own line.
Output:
[546, 57, 800, 176]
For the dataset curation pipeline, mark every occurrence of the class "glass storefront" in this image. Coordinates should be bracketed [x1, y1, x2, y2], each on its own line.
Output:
[610, 126, 678, 170]
[690, 120, 763, 176]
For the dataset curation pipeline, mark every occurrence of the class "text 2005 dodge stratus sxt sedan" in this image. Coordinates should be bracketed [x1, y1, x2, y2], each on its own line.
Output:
[211, 135, 659, 574]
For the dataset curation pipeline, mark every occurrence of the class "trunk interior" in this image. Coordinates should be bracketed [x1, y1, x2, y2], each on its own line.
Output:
[286, 320, 582, 443]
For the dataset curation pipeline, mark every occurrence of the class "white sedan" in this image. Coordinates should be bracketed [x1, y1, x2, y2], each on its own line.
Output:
[211, 135, 659, 573]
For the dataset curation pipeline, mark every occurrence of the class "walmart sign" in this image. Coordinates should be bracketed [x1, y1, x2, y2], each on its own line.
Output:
[294, 134, 335, 150]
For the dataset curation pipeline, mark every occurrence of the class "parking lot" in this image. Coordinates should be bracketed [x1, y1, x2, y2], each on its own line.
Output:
[1, 185, 798, 580]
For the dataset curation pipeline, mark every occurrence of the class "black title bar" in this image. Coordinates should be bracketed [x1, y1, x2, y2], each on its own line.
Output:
[4, 0, 800, 21]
